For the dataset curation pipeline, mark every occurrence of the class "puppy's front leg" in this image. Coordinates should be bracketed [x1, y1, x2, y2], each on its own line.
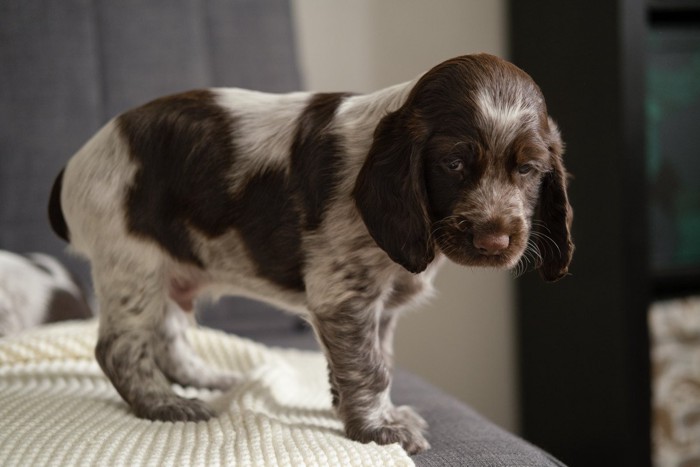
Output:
[311, 299, 430, 454]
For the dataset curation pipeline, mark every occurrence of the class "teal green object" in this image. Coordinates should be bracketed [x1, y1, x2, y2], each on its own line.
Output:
[646, 29, 700, 271]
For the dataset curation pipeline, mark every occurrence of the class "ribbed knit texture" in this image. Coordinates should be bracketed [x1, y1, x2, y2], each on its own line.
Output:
[0, 321, 413, 466]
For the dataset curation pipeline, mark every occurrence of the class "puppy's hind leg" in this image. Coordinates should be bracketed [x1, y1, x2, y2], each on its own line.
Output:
[152, 300, 242, 391]
[92, 257, 214, 422]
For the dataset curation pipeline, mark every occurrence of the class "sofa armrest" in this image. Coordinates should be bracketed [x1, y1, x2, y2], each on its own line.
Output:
[392, 370, 566, 466]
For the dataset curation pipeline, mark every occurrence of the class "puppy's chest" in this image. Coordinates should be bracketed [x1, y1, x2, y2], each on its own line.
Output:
[384, 271, 433, 311]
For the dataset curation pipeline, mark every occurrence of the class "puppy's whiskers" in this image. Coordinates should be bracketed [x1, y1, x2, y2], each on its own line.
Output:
[530, 231, 561, 258]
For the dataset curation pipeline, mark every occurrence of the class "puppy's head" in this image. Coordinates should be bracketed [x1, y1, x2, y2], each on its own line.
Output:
[354, 54, 573, 281]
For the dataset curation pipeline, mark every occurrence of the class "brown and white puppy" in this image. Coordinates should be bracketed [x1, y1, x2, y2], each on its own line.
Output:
[49, 54, 573, 454]
[0, 250, 91, 336]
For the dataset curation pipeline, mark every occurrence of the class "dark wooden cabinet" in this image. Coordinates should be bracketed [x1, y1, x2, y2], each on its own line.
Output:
[510, 2, 673, 466]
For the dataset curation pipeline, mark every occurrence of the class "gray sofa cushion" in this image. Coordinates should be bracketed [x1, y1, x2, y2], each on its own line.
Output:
[0, 0, 300, 287]
[395, 371, 567, 467]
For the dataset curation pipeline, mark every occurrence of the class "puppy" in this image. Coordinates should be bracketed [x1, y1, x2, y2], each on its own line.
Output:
[0, 250, 91, 336]
[49, 53, 573, 454]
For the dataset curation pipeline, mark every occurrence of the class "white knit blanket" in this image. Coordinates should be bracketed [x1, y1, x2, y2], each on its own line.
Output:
[0, 321, 413, 466]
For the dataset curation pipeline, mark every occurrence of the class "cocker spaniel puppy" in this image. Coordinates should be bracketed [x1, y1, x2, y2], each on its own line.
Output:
[49, 53, 573, 454]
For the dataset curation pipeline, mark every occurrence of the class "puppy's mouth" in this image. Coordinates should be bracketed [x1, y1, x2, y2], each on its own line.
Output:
[432, 219, 527, 269]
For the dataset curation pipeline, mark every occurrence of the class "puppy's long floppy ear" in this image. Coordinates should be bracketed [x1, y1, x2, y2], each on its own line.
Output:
[536, 117, 574, 281]
[353, 110, 434, 273]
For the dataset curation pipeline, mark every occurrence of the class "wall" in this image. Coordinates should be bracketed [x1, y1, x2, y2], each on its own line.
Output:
[291, 0, 516, 432]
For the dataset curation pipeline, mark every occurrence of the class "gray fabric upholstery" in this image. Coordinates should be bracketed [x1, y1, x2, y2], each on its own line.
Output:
[0, 2, 565, 465]
[1, 1, 102, 275]
[0, 0, 300, 287]
[394, 371, 567, 467]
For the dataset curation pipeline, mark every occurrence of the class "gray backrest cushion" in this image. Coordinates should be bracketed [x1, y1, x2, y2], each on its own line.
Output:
[0, 0, 301, 330]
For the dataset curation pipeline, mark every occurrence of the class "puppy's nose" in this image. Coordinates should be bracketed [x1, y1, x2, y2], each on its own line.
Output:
[473, 233, 510, 256]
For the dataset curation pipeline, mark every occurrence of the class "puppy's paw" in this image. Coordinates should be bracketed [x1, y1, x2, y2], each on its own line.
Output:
[204, 371, 242, 391]
[346, 406, 430, 455]
[391, 405, 429, 432]
[134, 395, 215, 422]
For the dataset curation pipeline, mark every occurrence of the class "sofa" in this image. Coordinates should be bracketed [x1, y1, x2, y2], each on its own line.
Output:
[0, 2, 565, 465]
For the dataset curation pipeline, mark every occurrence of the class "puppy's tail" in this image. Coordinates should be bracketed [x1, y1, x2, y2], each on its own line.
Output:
[48, 168, 70, 242]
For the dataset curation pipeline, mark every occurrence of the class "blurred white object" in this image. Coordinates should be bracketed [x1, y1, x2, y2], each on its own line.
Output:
[0, 250, 91, 336]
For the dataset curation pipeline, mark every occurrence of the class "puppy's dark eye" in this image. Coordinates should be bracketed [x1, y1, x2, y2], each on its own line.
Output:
[517, 163, 533, 175]
[446, 159, 464, 171]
